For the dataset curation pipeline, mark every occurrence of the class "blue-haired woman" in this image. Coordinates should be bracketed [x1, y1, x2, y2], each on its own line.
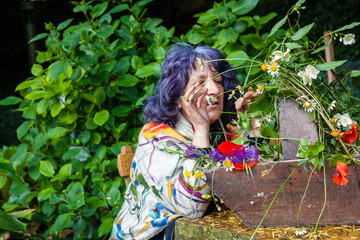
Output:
[110, 43, 260, 240]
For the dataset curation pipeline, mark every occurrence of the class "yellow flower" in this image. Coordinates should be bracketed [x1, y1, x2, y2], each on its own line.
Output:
[194, 172, 204, 179]
[332, 130, 341, 138]
[185, 170, 191, 178]
[201, 194, 211, 199]
[223, 159, 234, 172]
[256, 84, 264, 94]
[261, 62, 268, 72]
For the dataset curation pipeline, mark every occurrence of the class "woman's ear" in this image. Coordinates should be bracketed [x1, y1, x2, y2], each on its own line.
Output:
[177, 99, 182, 109]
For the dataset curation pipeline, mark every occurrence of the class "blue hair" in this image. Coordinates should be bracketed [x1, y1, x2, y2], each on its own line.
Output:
[143, 43, 237, 127]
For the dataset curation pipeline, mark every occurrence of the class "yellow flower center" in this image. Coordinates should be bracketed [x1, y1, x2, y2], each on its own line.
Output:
[304, 101, 312, 108]
[183, 97, 189, 102]
[194, 172, 204, 179]
[261, 63, 268, 71]
[306, 77, 311, 82]
[268, 116, 273, 120]
[258, 85, 264, 91]
[201, 194, 211, 199]
[224, 159, 232, 168]
[284, 53, 289, 58]
[310, 68, 315, 74]
[329, 118, 335, 124]
[185, 170, 191, 178]
[332, 130, 341, 137]
[238, 86, 243, 91]
[270, 64, 277, 72]
[346, 36, 352, 41]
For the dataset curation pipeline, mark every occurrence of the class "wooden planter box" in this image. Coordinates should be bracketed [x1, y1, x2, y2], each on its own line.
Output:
[205, 160, 360, 228]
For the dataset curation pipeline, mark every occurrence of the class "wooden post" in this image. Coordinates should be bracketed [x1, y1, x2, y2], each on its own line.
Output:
[117, 145, 134, 186]
[324, 30, 336, 84]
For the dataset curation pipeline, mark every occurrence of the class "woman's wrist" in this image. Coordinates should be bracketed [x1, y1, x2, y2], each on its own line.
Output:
[192, 129, 210, 148]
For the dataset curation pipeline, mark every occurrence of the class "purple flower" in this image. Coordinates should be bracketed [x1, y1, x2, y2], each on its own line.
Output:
[185, 146, 202, 159]
[232, 149, 246, 164]
[209, 149, 223, 162]
[245, 146, 260, 162]
[357, 150, 360, 160]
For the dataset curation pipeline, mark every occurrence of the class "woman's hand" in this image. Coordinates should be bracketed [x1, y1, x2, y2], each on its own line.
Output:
[235, 90, 261, 137]
[178, 82, 211, 148]
[235, 90, 261, 116]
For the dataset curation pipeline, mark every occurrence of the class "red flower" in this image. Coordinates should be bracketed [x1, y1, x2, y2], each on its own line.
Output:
[217, 141, 243, 156]
[234, 162, 258, 170]
[342, 124, 358, 144]
[333, 161, 348, 186]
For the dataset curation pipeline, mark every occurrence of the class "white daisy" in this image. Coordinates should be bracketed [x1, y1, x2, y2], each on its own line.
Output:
[297, 70, 312, 86]
[256, 83, 264, 94]
[343, 33, 355, 45]
[271, 50, 283, 60]
[236, 85, 244, 95]
[295, 228, 307, 236]
[267, 61, 280, 77]
[339, 113, 353, 127]
[328, 100, 336, 112]
[181, 96, 190, 104]
[282, 48, 291, 62]
[305, 65, 320, 79]
[228, 90, 235, 100]
[265, 114, 275, 122]
[303, 99, 316, 112]
[196, 57, 205, 71]
[296, 95, 308, 103]
[223, 158, 235, 172]
[255, 119, 262, 128]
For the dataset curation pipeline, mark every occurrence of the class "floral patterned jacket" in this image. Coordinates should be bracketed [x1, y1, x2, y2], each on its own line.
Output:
[110, 114, 211, 240]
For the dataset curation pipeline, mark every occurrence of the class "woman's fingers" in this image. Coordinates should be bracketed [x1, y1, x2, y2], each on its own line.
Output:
[235, 90, 262, 115]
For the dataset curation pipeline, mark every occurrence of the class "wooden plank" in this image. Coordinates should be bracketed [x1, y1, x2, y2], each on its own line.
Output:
[117, 145, 134, 177]
[205, 160, 360, 228]
[324, 30, 336, 84]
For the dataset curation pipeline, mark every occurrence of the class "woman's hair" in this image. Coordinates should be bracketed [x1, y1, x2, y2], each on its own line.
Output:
[143, 43, 237, 127]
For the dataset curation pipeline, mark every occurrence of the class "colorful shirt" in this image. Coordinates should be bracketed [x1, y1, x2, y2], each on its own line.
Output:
[110, 114, 211, 240]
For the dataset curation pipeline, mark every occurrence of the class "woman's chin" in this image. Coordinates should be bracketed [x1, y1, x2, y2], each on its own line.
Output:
[208, 112, 222, 124]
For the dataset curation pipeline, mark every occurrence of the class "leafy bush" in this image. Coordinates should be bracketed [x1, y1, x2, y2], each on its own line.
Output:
[0, 0, 277, 238]
[0, 0, 178, 238]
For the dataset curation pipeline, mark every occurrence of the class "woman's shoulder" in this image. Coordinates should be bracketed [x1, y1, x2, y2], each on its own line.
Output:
[141, 121, 189, 142]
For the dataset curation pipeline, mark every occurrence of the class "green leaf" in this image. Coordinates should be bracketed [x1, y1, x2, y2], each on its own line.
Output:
[116, 74, 139, 87]
[226, 50, 249, 67]
[90, 2, 108, 19]
[110, 142, 129, 156]
[154, 46, 166, 60]
[109, 4, 129, 14]
[94, 110, 110, 126]
[31, 64, 43, 76]
[188, 32, 204, 44]
[0, 173, 7, 189]
[312, 38, 332, 54]
[59, 164, 72, 180]
[36, 99, 49, 114]
[268, 16, 287, 37]
[291, 23, 314, 41]
[106, 188, 120, 207]
[48, 127, 68, 139]
[28, 33, 48, 44]
[285, 42, 303, 50]
[50, 60, 70, 81]
[260, 125, 278, 138]
[98, 218, 114, 237]
[97, 24, 113, 38]
[316, 60, 347, 71]
[0, 210, 27, 233]
[54, 213, 72, 235]
[0, 96, 22, 106]
[351, 70, 360, 77]
[57, 19, 73, 31]
[332, 22, 360, 33]
[10, 144, 28, 170]
[231, 137, 248, 145]
[25, 91, 48, 100]
[135, 65, 156, 78]
[233, 0, 259, 15]
[88, 196, 106, 208]
[51, 102, 63, 117]
[111, 105, 132, 117]
[17, 120, 33, 139]
[79, 130, 91, 144]
[38, 188, 54, 202]
[33, 132, 49, 150]
[91, 132, 101, 144]
[40, 161, 55, 178]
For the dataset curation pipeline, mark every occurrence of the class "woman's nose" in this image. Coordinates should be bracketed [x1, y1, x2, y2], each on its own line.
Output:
[205, 80, 220, 95]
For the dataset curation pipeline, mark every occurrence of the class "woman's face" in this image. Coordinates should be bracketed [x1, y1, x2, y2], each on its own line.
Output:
[182, 60, 224, 124]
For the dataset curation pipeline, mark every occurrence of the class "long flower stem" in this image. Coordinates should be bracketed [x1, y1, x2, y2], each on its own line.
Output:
[250, 165, 301, 240]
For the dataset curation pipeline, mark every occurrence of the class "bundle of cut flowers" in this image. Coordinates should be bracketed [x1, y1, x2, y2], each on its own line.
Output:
[187, 1, 360, 187]
[185, 141, 259, 173]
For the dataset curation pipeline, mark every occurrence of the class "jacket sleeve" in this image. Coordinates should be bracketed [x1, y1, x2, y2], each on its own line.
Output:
[135, 132, 211, 219]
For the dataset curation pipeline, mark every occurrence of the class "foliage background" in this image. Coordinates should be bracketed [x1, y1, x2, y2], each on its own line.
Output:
[0, 0, 359, 239]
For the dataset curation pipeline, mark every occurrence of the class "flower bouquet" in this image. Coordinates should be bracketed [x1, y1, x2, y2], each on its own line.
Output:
[183, 0, 360, 234]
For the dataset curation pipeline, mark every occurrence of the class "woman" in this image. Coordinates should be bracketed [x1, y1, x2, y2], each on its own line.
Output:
[110, 43, 259, 240]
